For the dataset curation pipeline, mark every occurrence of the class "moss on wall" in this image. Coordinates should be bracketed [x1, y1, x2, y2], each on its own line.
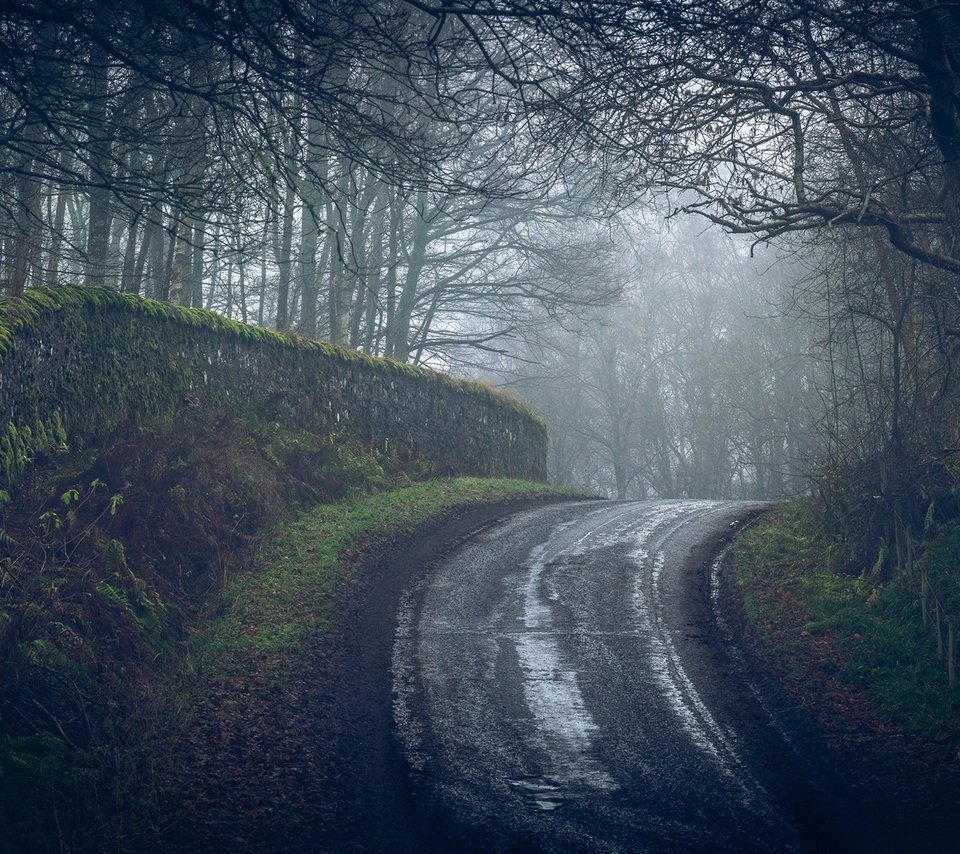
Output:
[0, 286, 547, 491]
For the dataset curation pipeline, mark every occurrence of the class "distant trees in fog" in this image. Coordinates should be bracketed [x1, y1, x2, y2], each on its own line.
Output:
[492, 220, 818, 500]
[438, 0, 960, 514]
[3, 0, 960, 513]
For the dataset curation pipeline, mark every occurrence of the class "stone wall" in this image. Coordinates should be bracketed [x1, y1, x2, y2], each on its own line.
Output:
[0, 287, 547, 489]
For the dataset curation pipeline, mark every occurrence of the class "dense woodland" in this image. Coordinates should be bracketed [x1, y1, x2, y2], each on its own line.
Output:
[2, 0, 960, 526]
[3, 3, 960, 847]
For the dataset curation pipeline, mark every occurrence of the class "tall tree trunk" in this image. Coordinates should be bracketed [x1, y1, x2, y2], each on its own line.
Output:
[205, 220, 221, 309]
[225, 258, 234, 318]
[387, 188, 430, 361]
[315, 238, 332, 339]
[328, 159, 351, 344]
[147, 209, 167, 298]
[299, 202, 320, 336]
[384, 187, 402, 357]
[273, 92, 301, 331]
[168, 211, 193, 306]
[159, 212, 177, 301]
[83, 44, 113, 287]
[10, 168, 41, 296]
[44, 158, 69, 287]
[190, 219, 205, 307]
[119, 208, 142, 294]
[9, 110, 44, 295]
[127, 211, 154, 295]
[299, 116, 324, 337]
[237, 258, 248, 323]
[275, 180, 296, 330]
[258, 215, 268, 326]
[347, 172, 380, 347]
[363, 202, 385, 354]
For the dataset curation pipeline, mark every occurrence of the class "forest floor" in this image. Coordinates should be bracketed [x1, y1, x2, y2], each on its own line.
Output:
[727, 505, 960, 844]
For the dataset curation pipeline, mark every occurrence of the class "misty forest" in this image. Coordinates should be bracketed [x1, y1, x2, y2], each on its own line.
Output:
[5, 1, 958, 507]
[2, 0, 960, 850]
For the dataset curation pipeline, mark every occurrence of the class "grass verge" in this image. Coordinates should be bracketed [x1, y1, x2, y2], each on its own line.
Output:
[195, 477, 581, 677]
[731, 501, 960, 752]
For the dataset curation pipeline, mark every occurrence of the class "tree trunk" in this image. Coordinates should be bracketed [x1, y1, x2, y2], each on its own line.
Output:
[147, 209, 167, 298]
[275, 180, 296, 330]
[258, 214, 268, 326]
[9, 109, 44, 295]
[44, 159, 69, 287]
[237, 258, 248, 323]
[225, 258, 234, 318]
[384, 186, 402, 357]
[10, 164, 41, 296]
[119, 208, 142, 295]
[299, 115, 325, 337]
[127, 211, 154, 295]
[387, 188, 429, 361]
[363, 201, 386, 354]
[328, 158, 352, 344]
[190, 219, 206, 308]
[159, 212, 177, 301]
[347, 172, 381, 347]
[168, 212, 193, 306]
[83, 44, 113, 287]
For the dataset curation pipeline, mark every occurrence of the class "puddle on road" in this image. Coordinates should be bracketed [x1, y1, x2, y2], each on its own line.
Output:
[507, 776, 566, 811]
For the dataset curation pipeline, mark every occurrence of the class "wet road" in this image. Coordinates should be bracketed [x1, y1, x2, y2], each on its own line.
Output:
[391, 500, 828, 852]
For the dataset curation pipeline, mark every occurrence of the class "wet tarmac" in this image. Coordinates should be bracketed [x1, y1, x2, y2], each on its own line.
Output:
[390, 500, 854, 852]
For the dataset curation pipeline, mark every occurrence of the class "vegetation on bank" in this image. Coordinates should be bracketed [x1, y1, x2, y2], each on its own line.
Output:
[197, 478, 579, 678]
[731, 502, 960, 747]
[0, 378, 563, 852]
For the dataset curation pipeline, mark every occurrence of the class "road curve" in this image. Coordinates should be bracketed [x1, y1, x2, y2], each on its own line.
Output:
[389, 500, 851, 852]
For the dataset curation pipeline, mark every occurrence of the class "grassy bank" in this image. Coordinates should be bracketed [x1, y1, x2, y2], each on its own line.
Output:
[196, 477, 582, 677]
[731, 501, 960, 750]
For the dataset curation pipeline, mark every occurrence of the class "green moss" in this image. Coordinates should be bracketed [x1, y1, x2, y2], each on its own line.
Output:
[0, 285, 547, 495]
[0, 415, 68, 490]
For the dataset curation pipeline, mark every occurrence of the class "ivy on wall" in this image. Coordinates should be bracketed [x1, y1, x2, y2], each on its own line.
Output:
[0, 287, 547, 493]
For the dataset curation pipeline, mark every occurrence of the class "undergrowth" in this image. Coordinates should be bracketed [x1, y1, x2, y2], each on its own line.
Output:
[0, 397, 445, 852]
[732, 502, 960, 745]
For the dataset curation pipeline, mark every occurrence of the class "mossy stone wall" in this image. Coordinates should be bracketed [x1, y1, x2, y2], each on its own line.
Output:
[0, 287, 547, 489]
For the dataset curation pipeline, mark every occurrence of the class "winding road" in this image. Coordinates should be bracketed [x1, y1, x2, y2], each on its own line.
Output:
[368, 500, 866, 853]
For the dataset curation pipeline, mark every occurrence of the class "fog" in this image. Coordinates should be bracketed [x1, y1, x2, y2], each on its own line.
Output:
[1, 1, 958, 509]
